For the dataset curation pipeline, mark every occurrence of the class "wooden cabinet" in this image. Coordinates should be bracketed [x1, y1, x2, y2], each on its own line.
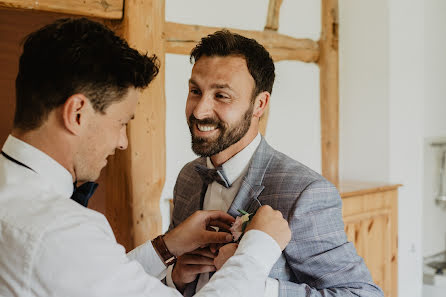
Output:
[341, 182, 400, 297]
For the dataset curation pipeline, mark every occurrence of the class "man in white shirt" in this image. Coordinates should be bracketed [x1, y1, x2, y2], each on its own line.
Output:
[168, 30, 384, 297]
[0, 18, 292, 297]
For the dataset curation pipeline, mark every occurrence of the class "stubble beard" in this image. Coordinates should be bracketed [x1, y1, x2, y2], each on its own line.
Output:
[188, 104, 254, 157]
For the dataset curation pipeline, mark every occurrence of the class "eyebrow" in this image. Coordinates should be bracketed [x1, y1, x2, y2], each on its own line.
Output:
[189, 79, 234, 91]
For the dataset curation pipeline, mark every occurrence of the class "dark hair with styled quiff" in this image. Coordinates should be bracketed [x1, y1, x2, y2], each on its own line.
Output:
[14, 18, 159, 131]
[190, 30, 275, 99]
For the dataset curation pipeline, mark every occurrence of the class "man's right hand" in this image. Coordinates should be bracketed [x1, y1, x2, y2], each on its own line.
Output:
[163, 210, 234, 257]
[171, 247, 216, 293]
[245, 205, 291, 250]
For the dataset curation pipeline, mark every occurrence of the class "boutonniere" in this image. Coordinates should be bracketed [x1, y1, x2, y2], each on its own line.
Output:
[229, 209, 253, 242]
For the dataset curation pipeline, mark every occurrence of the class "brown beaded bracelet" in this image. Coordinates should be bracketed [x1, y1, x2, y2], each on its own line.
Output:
[151, 235, 177, 266]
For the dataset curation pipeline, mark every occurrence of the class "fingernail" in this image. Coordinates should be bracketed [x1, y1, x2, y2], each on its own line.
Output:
[226, 234, 232, 241]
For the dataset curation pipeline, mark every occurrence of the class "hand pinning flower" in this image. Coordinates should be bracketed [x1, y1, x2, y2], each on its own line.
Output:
[229, 209, 252, 242]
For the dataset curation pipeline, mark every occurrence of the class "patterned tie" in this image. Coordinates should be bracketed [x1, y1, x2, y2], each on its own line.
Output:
[71, 182, 98, 207]
[194, 164, 231, 188]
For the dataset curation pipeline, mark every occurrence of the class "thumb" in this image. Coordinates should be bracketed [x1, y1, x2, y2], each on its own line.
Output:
[202, 231, 233, 244]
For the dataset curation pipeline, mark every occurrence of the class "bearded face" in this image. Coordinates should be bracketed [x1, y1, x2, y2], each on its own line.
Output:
[185, 55, 258, 159]
[188, 102, 253, 157]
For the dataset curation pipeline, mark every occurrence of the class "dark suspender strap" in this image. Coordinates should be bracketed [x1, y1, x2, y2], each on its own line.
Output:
[1, 151, 36, 172]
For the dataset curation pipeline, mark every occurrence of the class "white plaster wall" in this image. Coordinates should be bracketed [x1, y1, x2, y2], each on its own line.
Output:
[265, 61, 320, 174]
[424, 1, 446, 139]
[388, 1, 425, 295]
[338, 0, 389, 183]
[161, 0, 322, 231]
[422, 0, 446, 258]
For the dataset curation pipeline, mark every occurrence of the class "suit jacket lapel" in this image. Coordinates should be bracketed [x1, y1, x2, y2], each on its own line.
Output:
[227, 137, 275, 217]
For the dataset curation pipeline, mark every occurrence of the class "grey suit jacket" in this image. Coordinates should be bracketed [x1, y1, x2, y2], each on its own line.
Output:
[170, 137, 384, 297]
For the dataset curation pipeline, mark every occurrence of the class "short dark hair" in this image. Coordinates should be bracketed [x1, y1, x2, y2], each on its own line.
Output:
[190, 30, 275, 99]
[14, 18, 159, 131]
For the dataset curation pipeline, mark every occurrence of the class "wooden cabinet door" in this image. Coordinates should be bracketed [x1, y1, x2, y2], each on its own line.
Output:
[342, 187, 398, 297]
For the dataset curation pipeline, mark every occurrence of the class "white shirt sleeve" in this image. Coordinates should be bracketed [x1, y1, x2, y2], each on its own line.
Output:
[127, 240, 167, 280]
[29, 211, 280, 297]
[30, 213, 182, 297]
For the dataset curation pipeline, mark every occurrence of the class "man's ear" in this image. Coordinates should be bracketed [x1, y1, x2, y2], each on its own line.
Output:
[62, 94, 89, 135]
[252, 91, 270, 118]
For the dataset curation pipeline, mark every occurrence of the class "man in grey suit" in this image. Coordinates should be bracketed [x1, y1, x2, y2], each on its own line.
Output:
[167, 30, 384, 297]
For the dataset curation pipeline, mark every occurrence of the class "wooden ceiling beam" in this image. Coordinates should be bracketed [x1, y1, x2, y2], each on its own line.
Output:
[259, 0, 283, 136]
[0, 0, 123, 19]
[265, 0, 283, 31]
[164, 22, 319, 63]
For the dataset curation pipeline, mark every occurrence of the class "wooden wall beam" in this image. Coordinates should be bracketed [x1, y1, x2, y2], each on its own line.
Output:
[319, 0, 339, 187]
[165, 22, 319, 63]
[0, 0, 123, 19]
[265, 0, 283, 31]
[260, 0, 284, 135]
[105, 0, 166, 250]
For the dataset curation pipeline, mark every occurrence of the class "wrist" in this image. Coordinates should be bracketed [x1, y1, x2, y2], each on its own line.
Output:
[151, 235, 177, 266]
[162, 232, 181, 257]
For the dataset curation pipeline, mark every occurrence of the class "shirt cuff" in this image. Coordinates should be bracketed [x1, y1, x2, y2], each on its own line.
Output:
[165, 264, 177, 288]
[235, 230, 281, 276]
[265, 277, 279, 297]
[126, 241, 167, 280]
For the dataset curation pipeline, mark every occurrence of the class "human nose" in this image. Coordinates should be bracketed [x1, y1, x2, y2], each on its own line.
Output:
[192, 94, 214, 120]
[118, 126, 128, 150]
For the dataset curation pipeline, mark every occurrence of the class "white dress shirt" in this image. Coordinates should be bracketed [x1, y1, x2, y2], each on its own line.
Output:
[0, 135, 281, 297]
[166, 133, 279, 296]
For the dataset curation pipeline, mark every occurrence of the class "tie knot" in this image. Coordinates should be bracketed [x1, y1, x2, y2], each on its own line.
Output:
[194, 164, 231, 188]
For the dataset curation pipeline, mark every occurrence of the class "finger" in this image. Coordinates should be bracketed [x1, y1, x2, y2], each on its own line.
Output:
[208, 220, 232, 231]
[200, 230, 233, 245]
[204, 211, 235, 225]
[188, 248, 216, 258]
[179, 254, 215, 265]
[184, 264, 216, 275]
[256, 205, 273, 215]
[207, 225, 219, 232]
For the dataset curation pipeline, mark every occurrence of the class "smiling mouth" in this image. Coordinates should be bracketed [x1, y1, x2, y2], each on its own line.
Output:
[197, 124, 217, 132]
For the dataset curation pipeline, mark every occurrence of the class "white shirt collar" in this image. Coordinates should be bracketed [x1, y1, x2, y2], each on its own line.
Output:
[207, 133, 261, 185]
[2, 135, 74, 198]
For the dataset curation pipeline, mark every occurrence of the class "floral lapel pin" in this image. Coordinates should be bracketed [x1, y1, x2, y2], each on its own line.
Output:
[229, 209, 254, 242]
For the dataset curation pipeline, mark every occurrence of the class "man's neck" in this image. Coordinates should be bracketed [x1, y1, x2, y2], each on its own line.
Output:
[210, 128, 259, 167]
[12, 127, 76, 182]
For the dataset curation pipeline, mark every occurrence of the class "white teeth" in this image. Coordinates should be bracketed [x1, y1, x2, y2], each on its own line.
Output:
[197, 124, 217, 132]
